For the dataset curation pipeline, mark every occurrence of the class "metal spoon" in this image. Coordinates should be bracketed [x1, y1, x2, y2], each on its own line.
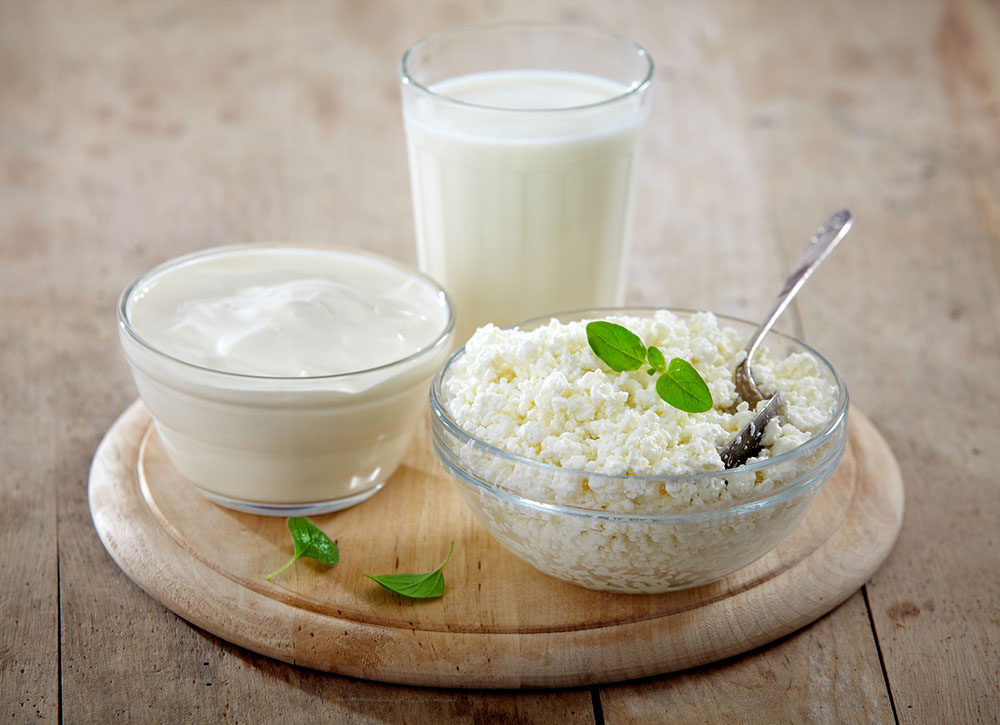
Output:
[718, 209, 854, 469]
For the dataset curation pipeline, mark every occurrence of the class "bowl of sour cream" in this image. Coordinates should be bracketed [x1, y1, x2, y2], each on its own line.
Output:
[117, 245, 454, 515]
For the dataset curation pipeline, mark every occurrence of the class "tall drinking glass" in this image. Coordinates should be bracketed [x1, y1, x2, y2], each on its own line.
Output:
[401, 22, 653, 343]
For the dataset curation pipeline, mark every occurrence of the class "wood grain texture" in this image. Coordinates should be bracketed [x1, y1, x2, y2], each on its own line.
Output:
[88, 401, 902, 688]
[709, 1, 1000, 720]
[599, 591, 895, 724]
[0, 234, 59, 721]
[1, 0, 998, 719]
[1, 3, 62, 720]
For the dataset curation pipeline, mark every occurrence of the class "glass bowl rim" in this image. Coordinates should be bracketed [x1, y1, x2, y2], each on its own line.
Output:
[117, 243, 455, 382]
[435, 432, 846, 524]
[400, 20, 655, 115]
[429, 306, 849, 520]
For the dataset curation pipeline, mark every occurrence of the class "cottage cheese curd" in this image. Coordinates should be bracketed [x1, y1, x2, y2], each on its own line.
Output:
[433, 309, 846, 592]
[442, 310, 838, 513]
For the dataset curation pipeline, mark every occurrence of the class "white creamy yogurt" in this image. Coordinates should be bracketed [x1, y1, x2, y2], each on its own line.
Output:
[118, 246, 453, 515]
[127, 247, 447, 377]
[403, 69, 649, 342]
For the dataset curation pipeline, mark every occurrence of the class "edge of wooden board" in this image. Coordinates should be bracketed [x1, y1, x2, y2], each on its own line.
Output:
[89, 401, 904, 688]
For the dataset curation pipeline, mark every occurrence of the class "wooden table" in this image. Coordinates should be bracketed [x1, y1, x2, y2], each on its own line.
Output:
[3, 1, 997, 721]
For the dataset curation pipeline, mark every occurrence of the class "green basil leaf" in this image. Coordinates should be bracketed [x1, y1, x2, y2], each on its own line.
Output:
[266, 517, 339, 581]
[288, 516, 339, 565]
[365, 541, 455, 600]
[647, 345, 666, 373]
[586, 321, 647, 372]
[656, 358, 713, 413]
[586, 319, 712, 415]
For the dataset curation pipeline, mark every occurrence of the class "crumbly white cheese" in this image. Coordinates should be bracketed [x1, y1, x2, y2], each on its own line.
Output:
[439, 310, 844, 592]
[442, 310, 838, 514]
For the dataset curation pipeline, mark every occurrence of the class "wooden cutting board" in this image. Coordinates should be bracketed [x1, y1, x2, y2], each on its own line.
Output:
[89, 400, 903, 689]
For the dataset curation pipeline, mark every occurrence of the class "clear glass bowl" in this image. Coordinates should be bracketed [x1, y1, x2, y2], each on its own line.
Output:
[430, 308, 848, 593]
[118, 245, 454, 516]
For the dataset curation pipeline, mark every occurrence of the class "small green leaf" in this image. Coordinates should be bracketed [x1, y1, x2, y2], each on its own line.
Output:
[656, 358, 713, 413]
[266, 517, 339, 581]
[288, 517, 339, 564]
[586, 321, 647, 372]
[586, 319, 712, 414]
[647, 346, 666, 373]
[365, 541, 455, 599]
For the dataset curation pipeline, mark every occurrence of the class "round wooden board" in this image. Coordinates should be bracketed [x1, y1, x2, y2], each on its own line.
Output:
[89, 400, 903, 689]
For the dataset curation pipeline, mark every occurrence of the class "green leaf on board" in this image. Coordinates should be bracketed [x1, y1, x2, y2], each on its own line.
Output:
[265, 517, 339, 581]
[364, 541, 455, 600]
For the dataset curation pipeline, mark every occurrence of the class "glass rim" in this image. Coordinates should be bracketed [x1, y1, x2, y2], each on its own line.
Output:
[117, 243, 456, 382]
[429, 306, 850, 515]
[400, 20, 654, 114]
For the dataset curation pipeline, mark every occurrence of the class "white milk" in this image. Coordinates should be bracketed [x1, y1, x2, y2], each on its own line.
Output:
[403, 70, 649, 342]
[118, 246, 453, 514]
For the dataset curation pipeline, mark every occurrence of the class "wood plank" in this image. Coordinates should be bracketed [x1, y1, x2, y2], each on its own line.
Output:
[599, 591, 894, 724]
[726, 0, 1000, 720]
[625, 0, 791, 318]
[0, 1, 62, 720]
[0, 269, 60, 722]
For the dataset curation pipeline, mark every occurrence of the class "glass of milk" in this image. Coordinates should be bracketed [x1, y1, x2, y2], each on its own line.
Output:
[401, 22, 654, 343]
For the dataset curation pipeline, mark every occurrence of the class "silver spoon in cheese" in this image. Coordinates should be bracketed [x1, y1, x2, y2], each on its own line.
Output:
[719, 209, 854, 469]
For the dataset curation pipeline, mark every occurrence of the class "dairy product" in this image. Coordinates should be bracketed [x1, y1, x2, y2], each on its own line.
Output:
[444, 311, 838, 498]
[118, 246, 453, 514]
[127, 247, 448, 377]
[403, 69, 650, 342]
[433, 309, 847, 592]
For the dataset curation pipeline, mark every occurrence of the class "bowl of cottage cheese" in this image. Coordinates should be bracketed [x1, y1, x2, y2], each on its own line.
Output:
[430, 308, 848, 592]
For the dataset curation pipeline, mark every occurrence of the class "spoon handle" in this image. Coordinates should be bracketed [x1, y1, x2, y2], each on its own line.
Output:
[743, 209, 854, 363]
